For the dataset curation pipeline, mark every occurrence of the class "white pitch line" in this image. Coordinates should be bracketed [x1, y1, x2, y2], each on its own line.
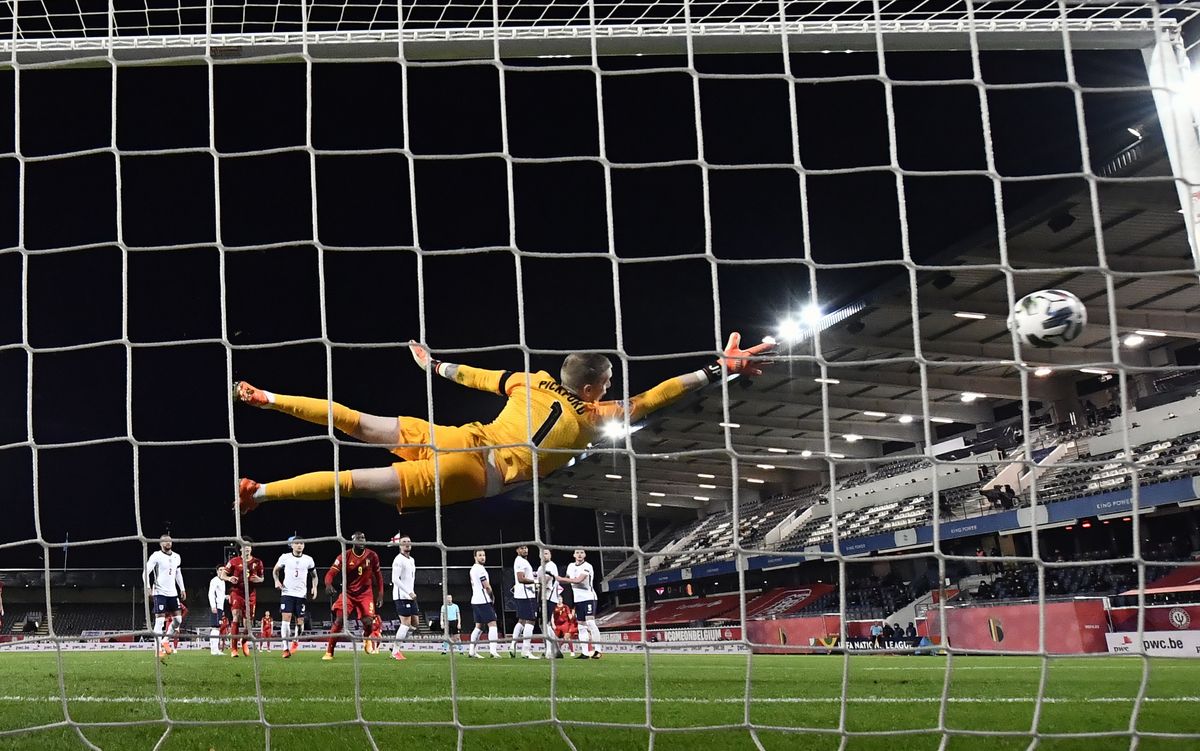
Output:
[0, 695, 1197, 706]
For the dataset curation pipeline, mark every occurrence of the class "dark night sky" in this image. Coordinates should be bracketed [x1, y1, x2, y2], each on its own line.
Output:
[0, 47, 1159, 569]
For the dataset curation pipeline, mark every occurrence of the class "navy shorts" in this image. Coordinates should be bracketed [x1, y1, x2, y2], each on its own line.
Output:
[153, 595, 180, 614]
[514, 599, 538, 621]
[280, 595, 307, 617]
[575, 600, 596, 618]
[472, 603, 497, 624]
[395, 599, 419, 617]
[210, 609, 222, 627]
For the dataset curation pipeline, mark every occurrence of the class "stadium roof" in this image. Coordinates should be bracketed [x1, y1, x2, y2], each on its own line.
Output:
[511, 122, 1200, 516]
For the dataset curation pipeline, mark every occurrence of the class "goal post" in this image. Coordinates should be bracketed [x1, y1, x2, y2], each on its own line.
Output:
[5, 0, 1200, 749]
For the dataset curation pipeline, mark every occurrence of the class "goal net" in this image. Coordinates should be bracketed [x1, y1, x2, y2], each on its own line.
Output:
[4, 0, 1200, 748]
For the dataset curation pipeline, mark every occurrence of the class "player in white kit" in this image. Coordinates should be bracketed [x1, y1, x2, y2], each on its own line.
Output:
[510, 544, 540, 659]
[557, 549, 601, 659]
[538, 548, 563, 658]
[207, 566, 227, 655]
[272, 535, 316, 659]
[144, 534, 186, 659]
[468, 549, 501, 658]
[391, 533, 417, 661]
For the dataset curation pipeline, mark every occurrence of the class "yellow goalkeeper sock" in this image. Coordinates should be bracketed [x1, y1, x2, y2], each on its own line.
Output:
[270, 394, 361, 435]
[263, 472, 355, 501]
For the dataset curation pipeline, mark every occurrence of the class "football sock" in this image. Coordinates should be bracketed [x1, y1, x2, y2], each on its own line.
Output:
[209, 628, 219, 653]
[523, 630, 533, 654]
[395, 623, 409, 652]
[260, 471, 355, 501]
[281, 622, 290, 641]
[488, 625, 499, 655]
[512, 623, 524, 649]
[469, 627, 482, 655]
[588, 620, 602, 652]
[269, 394, 361, 435]
[327, 621, 343, 653]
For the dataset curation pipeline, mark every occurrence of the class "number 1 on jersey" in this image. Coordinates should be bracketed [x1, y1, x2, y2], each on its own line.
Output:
[532, 403, 563, 446]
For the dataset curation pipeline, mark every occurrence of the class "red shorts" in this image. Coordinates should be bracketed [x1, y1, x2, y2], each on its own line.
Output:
[229, 591, 257, 617]
[332, 593, 377, 620]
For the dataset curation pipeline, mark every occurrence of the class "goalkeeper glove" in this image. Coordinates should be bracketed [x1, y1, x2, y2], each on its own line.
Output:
[702, 332, 775, 382]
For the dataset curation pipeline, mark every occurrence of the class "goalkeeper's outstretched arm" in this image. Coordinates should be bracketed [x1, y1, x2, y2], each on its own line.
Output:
[407, 333, 772, 414]
[602, 332, 775, 423]
[409, 341, 520, 395]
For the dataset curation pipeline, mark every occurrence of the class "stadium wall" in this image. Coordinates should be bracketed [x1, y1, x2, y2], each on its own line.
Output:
[1109, 604, 1200, 632]
[746, 615, 842, 653]
[930, 600, 1109, 653]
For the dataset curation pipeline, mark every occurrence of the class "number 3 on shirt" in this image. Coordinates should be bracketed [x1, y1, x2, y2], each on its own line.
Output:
[532, 403, 563, 446]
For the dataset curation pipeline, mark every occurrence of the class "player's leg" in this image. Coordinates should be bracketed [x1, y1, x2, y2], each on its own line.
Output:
[487, 618, 501, 658]
[170, 611, 183, 651]
[242, 599, 256, 656]
[469, 617, 482, 658]
[162, 608, 177, 654]
[521, 619, 537, 658]
[152, 598, 167, 658]
[280, 606, 292, 658]
[238, 465, 402, 514]
[585, 617, 602, 659]
[293, 603, 304, 653]
[393, 610, 411, 661]
[209, 609, 222, 655]
[229, 606, 242, 656]
[234, 382, 401, 445]
[362, 600, 382, 655]
[325, 599, 345, 660]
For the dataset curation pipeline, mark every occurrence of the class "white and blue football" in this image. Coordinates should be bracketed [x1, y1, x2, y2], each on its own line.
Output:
[1010, 289, 1087, 348]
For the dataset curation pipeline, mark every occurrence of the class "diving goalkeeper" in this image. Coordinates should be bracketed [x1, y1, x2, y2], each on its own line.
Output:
[234, 333, 773, 514]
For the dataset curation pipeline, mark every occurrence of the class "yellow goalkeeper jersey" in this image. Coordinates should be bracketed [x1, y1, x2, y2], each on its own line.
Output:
[446, 365, 691, 485]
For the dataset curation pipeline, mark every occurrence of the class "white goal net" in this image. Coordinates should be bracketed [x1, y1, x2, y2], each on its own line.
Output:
[4, 0, 1200, 749]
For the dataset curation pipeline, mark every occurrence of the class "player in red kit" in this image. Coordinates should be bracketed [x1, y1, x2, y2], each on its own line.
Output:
[260, 611, 274, 652]
[552, 602, 578, 656]
[220, 539, 265, 657]
[323, 531, 384, 660]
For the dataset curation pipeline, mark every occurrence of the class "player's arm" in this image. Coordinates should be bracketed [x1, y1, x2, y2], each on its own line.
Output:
[217, 562, 235, 583]
[372, 553, 384, 608]
[557, 571, 586, 584]
[143, 557, 155, 597]
[323, 557, 342, 595]
[599, 333, 775, 424]
[273, 562, 285, 590]
[409, 341, 523, 395]
[176, 568, 186, 602]
[249, 562, 264, 584]
[308, 565, 318, 600]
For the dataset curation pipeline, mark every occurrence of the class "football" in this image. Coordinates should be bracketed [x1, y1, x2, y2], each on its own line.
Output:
[1010, 289, 1087, 348]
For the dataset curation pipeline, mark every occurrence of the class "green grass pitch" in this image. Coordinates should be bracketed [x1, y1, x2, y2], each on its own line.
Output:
[0, 649, 1197, 750]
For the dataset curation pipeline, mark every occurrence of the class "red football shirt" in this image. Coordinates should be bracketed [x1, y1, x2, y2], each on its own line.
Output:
[224, 555, 264, 591]
[324, 548, 382, 598]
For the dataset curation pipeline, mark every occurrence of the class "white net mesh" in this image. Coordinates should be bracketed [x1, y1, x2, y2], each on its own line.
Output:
[4, 0, 1200, 748]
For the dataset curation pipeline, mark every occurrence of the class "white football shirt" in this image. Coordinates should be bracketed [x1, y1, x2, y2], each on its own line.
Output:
[392, 552, 416, 601]
[274, 552, 316, 598]
[512, 555, 535, 600]
[145, 551, 183, 597]
[566, 561, 595, 603]
[539, 560, 561, 604]
[470, 562, 492, 605]
[207, 576, 226, 611]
